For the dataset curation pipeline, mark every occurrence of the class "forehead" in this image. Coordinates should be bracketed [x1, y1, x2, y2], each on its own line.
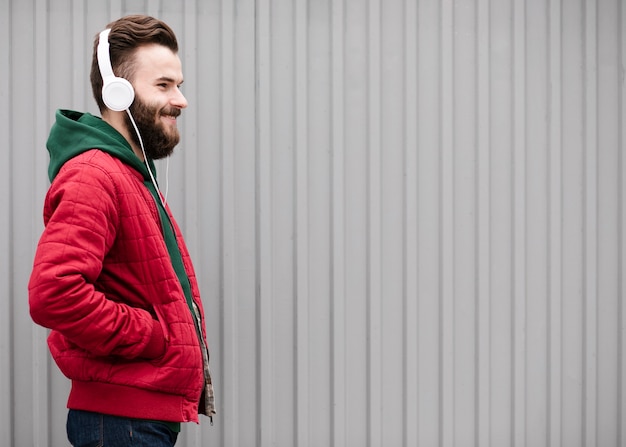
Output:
[132, 44, 183, 83]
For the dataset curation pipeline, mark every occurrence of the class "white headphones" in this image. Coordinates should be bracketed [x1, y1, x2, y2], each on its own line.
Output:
[97, 28, 135, 111]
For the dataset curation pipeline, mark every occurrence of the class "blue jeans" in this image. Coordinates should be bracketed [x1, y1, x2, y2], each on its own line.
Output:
[67, 410, 178, 446]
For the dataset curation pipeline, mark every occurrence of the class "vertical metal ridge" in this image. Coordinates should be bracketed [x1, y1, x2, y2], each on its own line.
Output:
[71, 0, 86, 108]
[256, 0, 274, 445]
[439, 0, 455, 445]
[0, 2, 12, 446]
[219, 0, 237, 445]
[451, 2, 478, 443]
[548, 0, 563, 444]
[294, 0, 310, 445]
[33, 3, 49, 240]
[403, 0, 419, 445]
[512, 0, 527, 445]
[182, 1, 199, 252]
[562, 0, 587, 443]
[109, 0, 123, 22]
[476, 0, 492, 445]
[33, 1, 50, 445]
[330, 0, 347, 445]
[583, 0, 599, 445]
[415, 1, 441, 443]
[507, 2, 517, 442]
[146, 0, 161, 18]
[9, 5, 38, 446]
[617, 2, 626, 445]
[366, 0, 382, 445]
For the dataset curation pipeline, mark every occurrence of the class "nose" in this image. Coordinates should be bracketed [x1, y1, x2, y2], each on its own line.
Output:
[171, 87, 188, 109]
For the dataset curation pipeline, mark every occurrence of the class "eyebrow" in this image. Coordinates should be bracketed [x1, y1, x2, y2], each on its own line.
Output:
[156, 76, 184, 85]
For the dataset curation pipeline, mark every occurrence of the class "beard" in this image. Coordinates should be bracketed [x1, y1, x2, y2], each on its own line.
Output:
[125, 97, 181, 160]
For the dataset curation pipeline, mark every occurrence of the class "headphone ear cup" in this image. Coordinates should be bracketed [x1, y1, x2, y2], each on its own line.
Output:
[102, 76, 135, 112]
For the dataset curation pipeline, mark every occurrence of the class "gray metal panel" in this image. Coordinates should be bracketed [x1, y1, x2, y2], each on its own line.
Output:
[0, 3, 13, 447]
[0, 0, 624, 446]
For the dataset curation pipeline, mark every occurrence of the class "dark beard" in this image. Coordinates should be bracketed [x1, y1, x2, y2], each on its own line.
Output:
[125, 98, 181, 160]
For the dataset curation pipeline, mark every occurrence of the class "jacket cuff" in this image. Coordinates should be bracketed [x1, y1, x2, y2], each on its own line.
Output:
[140, 322, 166, 359]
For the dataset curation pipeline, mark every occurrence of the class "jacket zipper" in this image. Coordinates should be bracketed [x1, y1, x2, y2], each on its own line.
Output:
[191, 300, 215, 424]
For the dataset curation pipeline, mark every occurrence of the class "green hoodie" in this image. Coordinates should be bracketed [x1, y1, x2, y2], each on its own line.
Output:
[47, 109, 156, 182]
[46, 109, 211, 429]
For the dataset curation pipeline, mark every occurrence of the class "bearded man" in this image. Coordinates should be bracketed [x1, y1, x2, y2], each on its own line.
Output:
[28, 15, 215, 447]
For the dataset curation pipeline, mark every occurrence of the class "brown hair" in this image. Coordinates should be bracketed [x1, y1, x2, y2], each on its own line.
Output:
[90, 15, 179, 112]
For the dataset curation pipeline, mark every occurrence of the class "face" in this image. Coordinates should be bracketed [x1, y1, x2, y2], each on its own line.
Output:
[124, 44, 187, 160]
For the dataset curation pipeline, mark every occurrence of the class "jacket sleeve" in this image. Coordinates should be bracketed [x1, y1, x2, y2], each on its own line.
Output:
[29, 155, 165, 360]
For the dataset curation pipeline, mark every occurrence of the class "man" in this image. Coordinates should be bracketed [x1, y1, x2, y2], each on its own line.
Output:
[28, 15, 215, 446]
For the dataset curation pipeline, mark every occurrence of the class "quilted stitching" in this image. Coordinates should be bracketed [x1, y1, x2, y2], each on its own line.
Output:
[29, 149, 206, 417]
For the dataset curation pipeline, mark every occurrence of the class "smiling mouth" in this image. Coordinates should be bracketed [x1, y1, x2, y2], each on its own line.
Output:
[160, 113, 180, 127]
[160, 107, 181, 120]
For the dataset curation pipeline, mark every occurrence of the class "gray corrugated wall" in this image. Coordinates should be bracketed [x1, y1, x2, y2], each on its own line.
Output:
[0, 0, 624, 446]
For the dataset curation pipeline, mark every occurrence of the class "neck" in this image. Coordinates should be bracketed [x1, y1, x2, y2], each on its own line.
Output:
[102, 109, 145, 161]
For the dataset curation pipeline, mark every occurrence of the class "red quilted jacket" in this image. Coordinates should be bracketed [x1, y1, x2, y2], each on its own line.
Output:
[29, 110, 213, 423]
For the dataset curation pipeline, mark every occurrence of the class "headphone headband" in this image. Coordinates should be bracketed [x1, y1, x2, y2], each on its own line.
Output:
[97, 29, 115, 79]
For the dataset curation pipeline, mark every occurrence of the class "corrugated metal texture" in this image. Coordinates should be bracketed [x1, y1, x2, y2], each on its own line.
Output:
[0, 1, 624, 446]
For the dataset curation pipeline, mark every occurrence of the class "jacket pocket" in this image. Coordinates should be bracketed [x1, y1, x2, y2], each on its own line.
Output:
[153, 305, 171, 343]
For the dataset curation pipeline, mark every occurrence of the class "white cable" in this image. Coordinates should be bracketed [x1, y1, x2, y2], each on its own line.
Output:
[165, 158, 170, 203]
[125, 109, 167, 209]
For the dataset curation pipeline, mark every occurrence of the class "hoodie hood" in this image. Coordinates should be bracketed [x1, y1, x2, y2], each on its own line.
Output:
[46, 109, 156, 182]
